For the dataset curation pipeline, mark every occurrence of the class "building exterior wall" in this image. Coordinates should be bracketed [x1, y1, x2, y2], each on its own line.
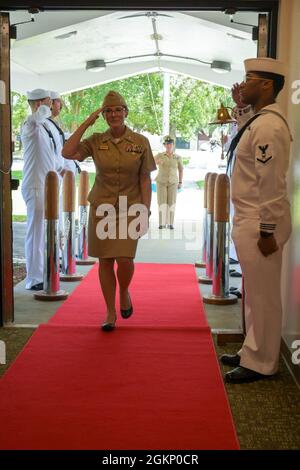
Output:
[277, 0, 300, 369]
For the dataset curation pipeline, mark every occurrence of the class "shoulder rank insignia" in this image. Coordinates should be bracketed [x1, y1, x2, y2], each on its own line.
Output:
[256, 144, 273, 164]
[99, 144, 109, 150]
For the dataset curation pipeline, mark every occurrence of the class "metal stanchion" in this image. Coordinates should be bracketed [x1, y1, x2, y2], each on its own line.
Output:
[34, 171, 68, 301]
[195, 172, 211, 269]
[76, 170, 95, 266]
[198, 172, 217, 284]
[60, 171, 83, 282]
[203, 174, 237, 304]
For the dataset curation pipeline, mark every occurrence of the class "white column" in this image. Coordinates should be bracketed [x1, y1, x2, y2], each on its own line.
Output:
[163, 72, 170, 136]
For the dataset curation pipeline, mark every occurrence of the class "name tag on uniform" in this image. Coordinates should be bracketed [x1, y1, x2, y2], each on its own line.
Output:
[99, 144, 109, 150]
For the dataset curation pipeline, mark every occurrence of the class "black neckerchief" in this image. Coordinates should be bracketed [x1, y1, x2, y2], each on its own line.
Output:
[47, 118, 65, 144]
[42, 123, 57, 153]
[226, 108, 292, 175]
[47, 118, 81, 173]
[226, 114, 261, 175]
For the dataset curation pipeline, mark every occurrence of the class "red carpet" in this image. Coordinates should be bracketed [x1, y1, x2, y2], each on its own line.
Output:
[0, 325, 239, 450]
[49, 263, 208, 328]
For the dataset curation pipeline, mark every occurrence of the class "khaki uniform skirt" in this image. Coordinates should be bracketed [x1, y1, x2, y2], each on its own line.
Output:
[88, 204, 139, 259]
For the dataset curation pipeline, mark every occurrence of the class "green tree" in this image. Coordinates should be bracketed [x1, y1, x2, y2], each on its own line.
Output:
[11, 73, 233, 141]
[11, 92, 29, 137]
[60, 74, 163, 137]
[169, 75, 232, 140]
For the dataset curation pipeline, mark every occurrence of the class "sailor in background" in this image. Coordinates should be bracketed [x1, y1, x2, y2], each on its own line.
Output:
[21, 89, 64, 290]
[48, 91, 81, 176]
[48, 91, 82, 240]
[155, 135, 183, 229]
[220, 57, 293, 383]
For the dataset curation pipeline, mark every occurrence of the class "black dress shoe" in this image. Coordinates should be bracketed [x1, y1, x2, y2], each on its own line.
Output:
[220, 354, 240, 367]
[101, 316, 116, 332]
[229, 287, 242, 298]
[158, 225, 166, 229]
[229, 257, 239, 265]
[225, 366, 271, 383]
[230, 271, 242, 278]
[233, 290, 242, 299]
[120, 294, 133, 319]
[29, 282, 44, 291]
[169, 225, 174, 230]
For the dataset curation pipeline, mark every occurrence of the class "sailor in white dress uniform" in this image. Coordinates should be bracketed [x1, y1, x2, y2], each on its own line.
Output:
[21, 89, 64, 290]
[220, 58, 293, 383]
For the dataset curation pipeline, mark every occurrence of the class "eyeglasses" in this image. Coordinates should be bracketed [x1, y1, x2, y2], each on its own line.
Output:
[243, 75, 274, 83]
[103, 107, 125, 115]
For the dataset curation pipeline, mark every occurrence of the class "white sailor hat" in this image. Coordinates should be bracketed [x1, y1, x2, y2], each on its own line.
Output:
[244, 57, 287, 77]
[26, 89, 51, 100]
[50, 91, 61, 100]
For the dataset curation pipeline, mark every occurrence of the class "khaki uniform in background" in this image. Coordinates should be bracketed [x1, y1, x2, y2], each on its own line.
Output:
[155, 152, 183, 227]
[77, 126, 156, 258]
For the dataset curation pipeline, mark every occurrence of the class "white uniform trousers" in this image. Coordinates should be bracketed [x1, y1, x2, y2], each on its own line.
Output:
[58, 176, 63, 248]
[156, 182, 177, 226]
[229, 241, 242, 274]
[21, 188, 45, 289]
[229, 200, 242, 274]
[232, 210, 291, 375]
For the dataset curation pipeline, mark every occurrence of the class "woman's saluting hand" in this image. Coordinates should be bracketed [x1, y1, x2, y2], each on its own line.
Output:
[85, 107, 103, 127]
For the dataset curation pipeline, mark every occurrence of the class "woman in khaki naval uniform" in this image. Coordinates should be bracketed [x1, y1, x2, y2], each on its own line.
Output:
[155, 136, 184, 229]
[62, 91, 156, 331]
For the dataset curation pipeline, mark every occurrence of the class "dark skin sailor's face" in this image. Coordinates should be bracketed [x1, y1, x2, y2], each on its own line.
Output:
[239, 73, 273, 106]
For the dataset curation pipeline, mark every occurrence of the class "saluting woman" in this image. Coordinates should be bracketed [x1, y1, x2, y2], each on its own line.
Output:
[62, 91, 156, 331]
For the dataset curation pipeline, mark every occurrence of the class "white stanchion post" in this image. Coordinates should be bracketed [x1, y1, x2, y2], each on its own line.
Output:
[76, 171, 95, 266]
[60, 171, 83, 282]
[34, 171, 68, 301]
[203, 174, 237, 305]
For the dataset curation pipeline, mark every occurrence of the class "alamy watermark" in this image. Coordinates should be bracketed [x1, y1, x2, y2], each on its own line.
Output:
[291, 339, 300, 365]
[0, 340, 6, 365]
[94, 196, 202, 251]
[291, 80, 300, 104]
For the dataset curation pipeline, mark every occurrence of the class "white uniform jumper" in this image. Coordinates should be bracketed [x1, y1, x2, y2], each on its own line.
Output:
[21, 105, 62, 289]
[231, 103, 292, 375]
[47, 121, 78, 175]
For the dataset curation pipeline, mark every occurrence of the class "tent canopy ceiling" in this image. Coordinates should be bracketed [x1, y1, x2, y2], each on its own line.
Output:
[9, 9, 259, 94]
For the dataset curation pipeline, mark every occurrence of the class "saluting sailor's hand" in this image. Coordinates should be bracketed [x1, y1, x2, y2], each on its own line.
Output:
[85, 107, 103, 127]
[231, 83, 247, 108]
[257, 234, 279, 257]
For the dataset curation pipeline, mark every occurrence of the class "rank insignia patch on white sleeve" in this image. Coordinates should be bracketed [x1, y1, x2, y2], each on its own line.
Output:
[256, 144, 273, 164]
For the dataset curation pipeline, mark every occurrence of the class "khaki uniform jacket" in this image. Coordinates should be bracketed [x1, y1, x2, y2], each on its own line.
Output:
[77, 126, 156, 207]
[155, 152, 183, 184]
